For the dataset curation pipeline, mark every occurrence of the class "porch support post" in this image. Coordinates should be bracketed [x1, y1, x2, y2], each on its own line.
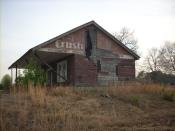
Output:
[51, 72, 53, 86]
[15, 65, 17, 86]
[11, 68, 13, 86]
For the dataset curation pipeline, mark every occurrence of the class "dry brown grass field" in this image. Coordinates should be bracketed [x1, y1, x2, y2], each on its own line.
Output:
[0, 82, 175, 131]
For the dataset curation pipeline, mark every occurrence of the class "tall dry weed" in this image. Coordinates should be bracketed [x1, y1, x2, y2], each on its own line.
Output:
[1, 83, 175, 131]
[107, 83, 174, 96]
[28, 85, 47, 106]
[49, 86, 74, 97]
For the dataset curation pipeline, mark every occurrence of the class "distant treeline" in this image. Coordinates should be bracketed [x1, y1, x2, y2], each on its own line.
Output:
[137, 71, 175, 85]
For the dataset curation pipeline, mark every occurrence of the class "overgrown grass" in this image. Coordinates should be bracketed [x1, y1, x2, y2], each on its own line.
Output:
[0, 82, 175, 131]
[162, 91, 175, 102]
[130, 95, 140, 105]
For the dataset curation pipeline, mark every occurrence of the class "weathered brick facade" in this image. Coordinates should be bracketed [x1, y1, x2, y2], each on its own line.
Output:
[9, 21, 140, 86]
[47, 54, 97, 86]
[117, 59, 135, 80]
[74, 55, 97, 86]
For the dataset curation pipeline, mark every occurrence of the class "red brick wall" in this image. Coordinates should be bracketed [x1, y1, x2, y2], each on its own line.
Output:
[73, 54, 97, 86]
[118, 59, 135, 79]
[118, 66, 135, 77]
[67, 55, 75, 85]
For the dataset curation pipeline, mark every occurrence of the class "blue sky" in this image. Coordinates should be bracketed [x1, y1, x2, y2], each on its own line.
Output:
[0, 0, 175, 79]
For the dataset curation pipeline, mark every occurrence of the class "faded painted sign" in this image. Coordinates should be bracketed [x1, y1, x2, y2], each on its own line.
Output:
[55, 40, 84, 50]
[37, 40, 84, 55]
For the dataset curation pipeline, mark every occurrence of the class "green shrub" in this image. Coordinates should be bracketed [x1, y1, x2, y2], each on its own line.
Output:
[0, 83, 3, 90]
[162, 91, 174, 102]
[130, 95, 140, 105]
[22, 58, 47, 87]
[1, 74, 11, 89]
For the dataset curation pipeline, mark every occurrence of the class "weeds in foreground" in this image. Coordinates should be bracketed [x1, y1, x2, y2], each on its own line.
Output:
[130, 95, 140, 105]
[0, 83, 175, 131]
[162, 91, 175, 102]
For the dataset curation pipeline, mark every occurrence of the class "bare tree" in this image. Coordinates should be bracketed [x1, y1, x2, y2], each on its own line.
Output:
[113, 27, 138, 53]
[159, 41, 175, 74]
[145, 48, 161, 72]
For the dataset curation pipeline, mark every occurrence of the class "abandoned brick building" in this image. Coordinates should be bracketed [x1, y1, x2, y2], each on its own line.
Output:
[9, 21, 140, 86]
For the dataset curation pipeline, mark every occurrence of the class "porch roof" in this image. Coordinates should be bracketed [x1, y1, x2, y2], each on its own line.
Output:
[8, 49, 72, 69]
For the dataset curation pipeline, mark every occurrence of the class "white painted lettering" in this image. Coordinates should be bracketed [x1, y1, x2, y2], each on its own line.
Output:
[60, 42, 64, 48]
[55, 41, 84, 50]
[77, 43, 80, 49]
[55, 40, 59, 48]
[66, 42, 69, 48]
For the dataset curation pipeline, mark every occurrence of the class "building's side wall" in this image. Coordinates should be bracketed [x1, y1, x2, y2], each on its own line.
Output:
[95, 49, 118, 85]
[43, 25, 136, 86]
[94, 29, 135, 85]
[117, 59, 135, 80]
